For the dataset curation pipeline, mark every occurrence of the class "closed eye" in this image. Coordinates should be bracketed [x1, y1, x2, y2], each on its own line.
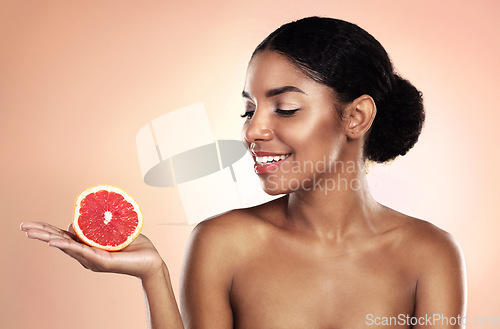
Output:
[275, 108, 300, 116]
[241, 108, 299, 119]
[241, 111, 254, 119]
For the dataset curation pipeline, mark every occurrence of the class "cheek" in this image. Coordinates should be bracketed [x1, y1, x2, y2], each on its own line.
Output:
[240, 123, 250, 147]
[288, 117, 338, 155]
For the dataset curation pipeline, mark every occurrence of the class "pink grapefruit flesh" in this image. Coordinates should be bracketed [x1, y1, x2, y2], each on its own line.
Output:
[73, 185, 143, 251]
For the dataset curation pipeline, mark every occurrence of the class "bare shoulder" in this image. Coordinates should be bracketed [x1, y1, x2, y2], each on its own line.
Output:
[384, 208, 465, 276]
[187, 197, 286, 258]
[180, 198, 286, 327]
[381, 210, 467, 316]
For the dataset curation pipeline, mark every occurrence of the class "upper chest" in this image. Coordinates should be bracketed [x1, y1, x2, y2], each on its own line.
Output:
[229, 230, 417, 329]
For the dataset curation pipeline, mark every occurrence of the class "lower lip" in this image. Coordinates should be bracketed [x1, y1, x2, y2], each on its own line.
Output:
[254, 156, 289, 174]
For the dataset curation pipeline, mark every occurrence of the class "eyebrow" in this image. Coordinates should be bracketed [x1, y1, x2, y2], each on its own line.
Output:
[242, 86, 307, 99]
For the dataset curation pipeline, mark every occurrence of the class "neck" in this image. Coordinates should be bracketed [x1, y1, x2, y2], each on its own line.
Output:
[284, 163, 380, 242]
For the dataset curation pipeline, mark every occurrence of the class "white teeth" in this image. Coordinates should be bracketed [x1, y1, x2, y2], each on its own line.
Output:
[255, 154, 290, 165]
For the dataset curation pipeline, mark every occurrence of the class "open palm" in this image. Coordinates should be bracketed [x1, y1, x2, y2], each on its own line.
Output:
[21, 222, 164, 280]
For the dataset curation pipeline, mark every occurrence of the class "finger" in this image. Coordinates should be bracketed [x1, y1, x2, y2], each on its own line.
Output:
[48, 242, 93, 270]
[48, 238, 112, 272]
[21, 222, 68, 237]
[20, 221, 43, 230]
[24, 228, 71, 243]
[21, 224, 110, 272]
[48, 239, 96, 269]
[20, 221, 56, 232]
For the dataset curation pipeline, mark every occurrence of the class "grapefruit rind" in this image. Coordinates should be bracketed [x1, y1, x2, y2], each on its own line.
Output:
[73, 185, 143, 251]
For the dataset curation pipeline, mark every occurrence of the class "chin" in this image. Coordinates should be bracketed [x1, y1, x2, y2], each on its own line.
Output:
[261, 187, 288, 196]
[259, 177, 299, 196]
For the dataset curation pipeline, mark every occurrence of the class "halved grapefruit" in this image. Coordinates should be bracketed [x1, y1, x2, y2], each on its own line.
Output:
[73, 185, 143, 251]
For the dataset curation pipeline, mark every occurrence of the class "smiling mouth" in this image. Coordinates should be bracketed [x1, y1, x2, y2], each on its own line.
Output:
[255, 153, 291, 165]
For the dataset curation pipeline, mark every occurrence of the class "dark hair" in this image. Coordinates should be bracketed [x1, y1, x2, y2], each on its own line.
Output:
[253, 17, 425, 163]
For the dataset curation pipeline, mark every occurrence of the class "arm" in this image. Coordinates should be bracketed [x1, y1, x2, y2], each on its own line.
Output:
[180, 218, 237, 329]
[142, 262, 184, 329]
[20, 222, 184, 329]
[413, 229, 467, 329]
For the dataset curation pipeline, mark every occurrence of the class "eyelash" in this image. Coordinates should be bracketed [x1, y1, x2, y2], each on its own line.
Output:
[241, 108, 300, 119]
[240, 112, 254, 119]
[276, 109, 300, 116]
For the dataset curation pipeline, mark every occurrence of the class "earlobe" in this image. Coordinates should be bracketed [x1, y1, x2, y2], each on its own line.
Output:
[345, 95, 377, 139]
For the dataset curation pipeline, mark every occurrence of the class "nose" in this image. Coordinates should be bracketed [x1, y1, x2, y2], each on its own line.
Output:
[242, 110, 274, 145]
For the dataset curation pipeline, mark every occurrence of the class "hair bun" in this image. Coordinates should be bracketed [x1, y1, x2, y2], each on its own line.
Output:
[365, 75, 425, 163]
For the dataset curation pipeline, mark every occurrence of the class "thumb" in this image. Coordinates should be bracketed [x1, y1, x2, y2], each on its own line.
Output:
[67, 223, 80, 241]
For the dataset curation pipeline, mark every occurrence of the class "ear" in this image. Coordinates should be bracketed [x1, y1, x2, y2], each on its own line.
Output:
[344, 95, 377, 139]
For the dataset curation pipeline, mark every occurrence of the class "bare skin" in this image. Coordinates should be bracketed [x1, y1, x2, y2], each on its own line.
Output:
[181, 197, 466, 329]
[21, 50, 466, 329]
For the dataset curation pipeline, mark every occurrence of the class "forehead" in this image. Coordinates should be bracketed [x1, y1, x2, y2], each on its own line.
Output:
[244, 50, 323, 96]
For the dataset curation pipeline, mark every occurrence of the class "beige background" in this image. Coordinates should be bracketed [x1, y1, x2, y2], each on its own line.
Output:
[2, 0, 499, 328]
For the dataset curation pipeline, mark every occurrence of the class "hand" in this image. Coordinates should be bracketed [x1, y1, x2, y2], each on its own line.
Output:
[20, 221, 164, 280]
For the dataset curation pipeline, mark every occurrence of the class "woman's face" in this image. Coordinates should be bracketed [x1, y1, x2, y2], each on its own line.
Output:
[241, 50, 350, 195]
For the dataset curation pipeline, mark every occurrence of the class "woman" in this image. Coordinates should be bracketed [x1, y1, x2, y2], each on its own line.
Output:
[21, 17, 466, 328]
